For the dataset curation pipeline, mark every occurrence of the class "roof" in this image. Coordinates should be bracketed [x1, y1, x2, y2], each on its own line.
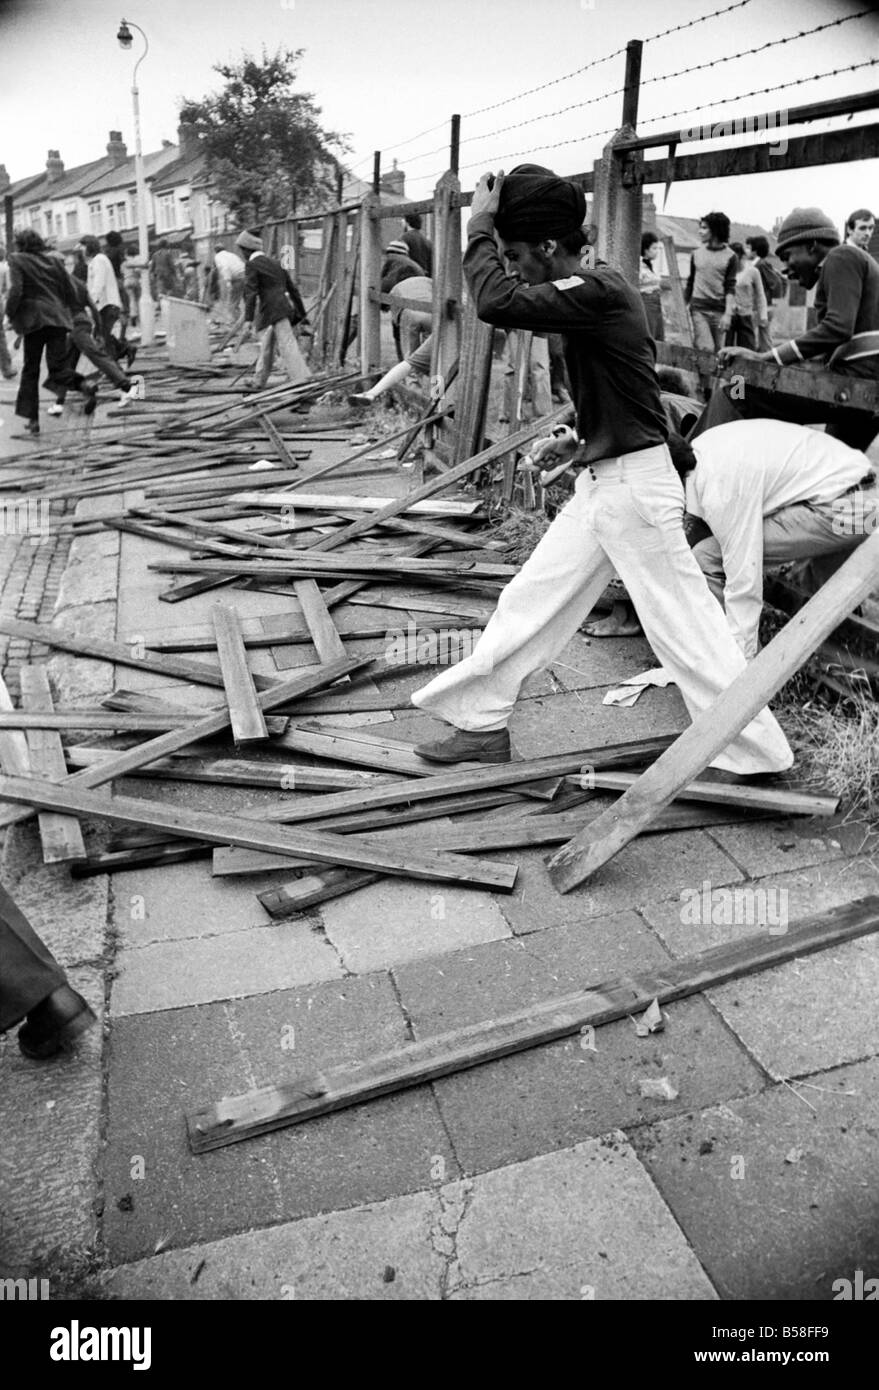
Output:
[656, 212, 775, 251]
[150, 151, 207, 193]
[83, 145, 180, 195]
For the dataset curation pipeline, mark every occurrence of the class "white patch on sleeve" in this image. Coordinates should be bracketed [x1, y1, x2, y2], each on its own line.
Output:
[552, 276, 585, 291]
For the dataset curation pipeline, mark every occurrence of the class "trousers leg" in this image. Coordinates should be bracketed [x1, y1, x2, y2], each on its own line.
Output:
[0, 882, 67, 1031]
[692, 534, 725, 605]
[72, 321, 128, 387]
[0, 320, 13, 374]
[412, 477, 616, 730]
[592, 449, 793, 775]
[43, 326, 81, 400]
[15, 329, 45, 421]
[274, 317, 311, 383]
[252, 325, 276, 388]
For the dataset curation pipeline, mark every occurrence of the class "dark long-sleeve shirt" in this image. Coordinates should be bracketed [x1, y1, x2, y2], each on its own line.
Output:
[5, 251, 77, 334]
[772, 244, 879, 379]
[465, 211, 667, 462]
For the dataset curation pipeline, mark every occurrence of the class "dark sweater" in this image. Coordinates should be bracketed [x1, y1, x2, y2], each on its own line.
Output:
[774, 244, 879, 379]
[5, 251, 77, 334]
[465, 211, 668, 462]
[402, 227, 433, 276]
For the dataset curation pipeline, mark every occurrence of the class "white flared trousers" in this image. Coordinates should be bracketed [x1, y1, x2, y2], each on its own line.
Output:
[412, 444, 793, 776]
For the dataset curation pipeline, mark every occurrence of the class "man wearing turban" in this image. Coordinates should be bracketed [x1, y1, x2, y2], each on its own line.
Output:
[410, 165, 793, 779]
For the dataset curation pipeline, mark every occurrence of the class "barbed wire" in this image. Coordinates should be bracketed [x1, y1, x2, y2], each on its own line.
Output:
[404, 54, 879, 191]
[398, 6, 875, 173]
[361, 0, 756, 169]
[463, 0, 756, 120]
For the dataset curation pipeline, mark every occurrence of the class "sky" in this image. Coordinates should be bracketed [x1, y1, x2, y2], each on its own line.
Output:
[1, 0, 877, 232]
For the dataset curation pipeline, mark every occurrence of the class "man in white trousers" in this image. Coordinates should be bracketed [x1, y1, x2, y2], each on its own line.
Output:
[411, 164, 793, 779]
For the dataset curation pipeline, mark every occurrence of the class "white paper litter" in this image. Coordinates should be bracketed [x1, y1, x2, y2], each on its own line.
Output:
[248, 458, 279, 471]
[603, 667, 675, 707]
[632, 999, 665, 1037]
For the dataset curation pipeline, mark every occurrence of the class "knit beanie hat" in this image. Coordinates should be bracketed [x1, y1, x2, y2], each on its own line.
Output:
[495, 164, 587, 242]
[385, 239, 409, 255]
[235, 230, 263, 252]
[774, 207, 839, 257]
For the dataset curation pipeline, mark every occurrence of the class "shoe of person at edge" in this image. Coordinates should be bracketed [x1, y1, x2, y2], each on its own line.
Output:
[47, 402, 64, 416]
[81, 381, 99, 416]
[17, 984, 97, 1060]
[414, 727, 512, 764]
[347, 392, 375, 408]
[125, 345, 137, 370]
[25, 419, 40, 435]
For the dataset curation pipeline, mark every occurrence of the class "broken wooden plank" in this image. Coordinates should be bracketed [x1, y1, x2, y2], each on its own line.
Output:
[581, 771, 839, 818]
[64, 746, 396, 791]
[547, 528, 879, 892]
[0, 773, 519, 891]
[246, 736, 677, 826]
[186, 895, 879, 1149]
[229, 490, 482, 517]
[211, 605, 268, 745]
[20, 666, 87, 864]
[293, 581, 348, 667]
[259, 869, 381, 916]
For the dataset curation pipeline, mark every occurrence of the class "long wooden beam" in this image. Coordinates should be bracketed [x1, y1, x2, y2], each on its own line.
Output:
[186, 896, 879, 1150]
[547, 528, 879, 892]
[616, 89, 879, 153]
[637, 124, 879, 186]
[0, 774, 518, 892]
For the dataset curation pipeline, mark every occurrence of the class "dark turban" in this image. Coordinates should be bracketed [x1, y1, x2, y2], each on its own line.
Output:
[494, 164, 587, 242]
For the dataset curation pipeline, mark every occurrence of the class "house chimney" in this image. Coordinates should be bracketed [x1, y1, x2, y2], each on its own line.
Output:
[107, 131, 128, 165]
[380, 158, 405, 199]
[0, 165, 10, 196]
[46, 149, 65, 183]
[177, 121, 200, 160]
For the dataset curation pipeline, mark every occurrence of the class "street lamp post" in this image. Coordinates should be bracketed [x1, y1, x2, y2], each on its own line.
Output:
[117, 18, 155, 346]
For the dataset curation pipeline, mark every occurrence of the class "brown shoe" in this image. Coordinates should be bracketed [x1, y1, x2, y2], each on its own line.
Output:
[18, 985, 97, 1060]
[414, 727, 511, 764]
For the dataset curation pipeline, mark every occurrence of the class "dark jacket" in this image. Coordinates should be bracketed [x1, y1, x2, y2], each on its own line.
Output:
[465, 210, 668, 464]
[242, 253, 307, 329]
[774, 243, 879, 379]
[5, 251, 77, 334]
[380, 254, 425, 295]
[402, 227, 433, 276]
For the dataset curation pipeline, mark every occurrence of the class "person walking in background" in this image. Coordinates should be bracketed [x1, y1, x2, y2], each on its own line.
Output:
[726, 241, 768, 350]
[744, 235, 786, 351]
[4, 229, 96, 434]
[639, 231, 665, 342]
[213, 242, 246, 322]
[122, 248, 142, 330]
[52, 274, 142, 413]
[103, 230, 135, 368]
[70, 245, 89, 284]
[80, 235, 124, 366]
[844, 208, 875, 251]
[0, 881, 96, 1061]
[0, 244, 16, 379]
[237, 229, 311, 391]
[685, 212, 737, 352]
[401, 212, 433, 275]
[381, 240, 427, 358]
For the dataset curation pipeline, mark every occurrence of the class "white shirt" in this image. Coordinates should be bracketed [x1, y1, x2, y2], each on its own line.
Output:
[686, 419, 872, 658]
[214, 249, 245, 282]
[87, 252, 121, 311]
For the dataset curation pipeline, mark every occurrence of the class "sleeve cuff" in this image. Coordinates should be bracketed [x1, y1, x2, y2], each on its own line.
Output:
[772, 340, 804, 366]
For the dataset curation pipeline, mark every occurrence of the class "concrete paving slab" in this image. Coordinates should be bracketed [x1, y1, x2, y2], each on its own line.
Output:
[641, 856, 879, 957]
[630, 1058, 879, 1300]
[103, 974, 457, 1263]
[48, 600, 118, 703]
[0, 963, 103, 1270]
[1, 820, 108, 967]
[446, 1132, 716, 1300]
[111, 918, 343, 1015]
[110, 859, 295, 948]
[704, 818, 848, 879]
[509, 686, 688, 758]
[103, 1189, 445, 1299]
[496, 833, 743, 935]
[549, 631, 657, 691]
[394, 922, 764, 1175]
[321, 877, 513, 974]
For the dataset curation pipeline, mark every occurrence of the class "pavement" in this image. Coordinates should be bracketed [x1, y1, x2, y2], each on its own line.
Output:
[1, 351, 879, 1302]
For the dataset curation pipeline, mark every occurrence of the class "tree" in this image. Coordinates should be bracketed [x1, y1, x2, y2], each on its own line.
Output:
[181, 47, 347, 226]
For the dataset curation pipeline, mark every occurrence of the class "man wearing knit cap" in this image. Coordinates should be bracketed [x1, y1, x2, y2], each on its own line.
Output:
[707, 206, 879, 449]
[410, 164, 793, 779]
[237, 229, 310, 390]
